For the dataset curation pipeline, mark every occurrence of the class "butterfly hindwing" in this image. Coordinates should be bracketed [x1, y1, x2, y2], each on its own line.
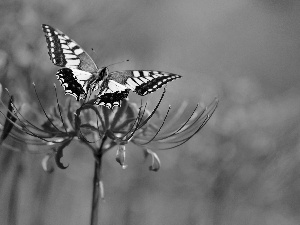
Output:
[95, 79, 130, 108]
[107, 70, 182, 96]
[56, 68, 88, 101]
[42, 24, 98, 73]
[95, 89, 130, 109]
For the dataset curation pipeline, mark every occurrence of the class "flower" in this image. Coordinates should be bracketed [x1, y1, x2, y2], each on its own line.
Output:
[0, 83, 218, 172]
[130, 97, 218, 171]
[131, 98, 219, 150]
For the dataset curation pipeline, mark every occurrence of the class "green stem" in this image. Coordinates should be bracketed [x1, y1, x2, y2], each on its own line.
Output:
[90, 135, 107, 225]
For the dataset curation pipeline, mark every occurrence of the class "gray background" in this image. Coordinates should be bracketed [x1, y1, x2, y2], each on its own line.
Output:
[1, 0, 300, 224]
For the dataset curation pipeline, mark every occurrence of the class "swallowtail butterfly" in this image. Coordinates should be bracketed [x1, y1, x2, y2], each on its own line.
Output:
[42, 24, 181, 108]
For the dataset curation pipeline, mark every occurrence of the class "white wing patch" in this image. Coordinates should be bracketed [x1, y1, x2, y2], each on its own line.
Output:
[107, 80, 127, 93]
[126, 78, 138, 90]
[74, 48, 84, 55]
[132, 78, 143, 85]
[65, 59, 80, 67]
[133, 71, 140, 77]
[70, 69, 93, 82]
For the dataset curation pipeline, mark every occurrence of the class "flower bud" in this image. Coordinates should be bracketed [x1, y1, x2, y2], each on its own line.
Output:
[116, 145, 127, 169]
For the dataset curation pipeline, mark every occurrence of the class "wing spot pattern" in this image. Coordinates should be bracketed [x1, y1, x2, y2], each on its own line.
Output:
[65, 54, 78, 59]
[133, 71, 140, 77]
[142, 71, 150, 76]
[68, 42, 77, 48]
[74, 48, 84, 55]
[65, 59, 80, 66]
[61, 44, 68, 49]
[62, 49, 73, 54]
[95, 89, 130, 109]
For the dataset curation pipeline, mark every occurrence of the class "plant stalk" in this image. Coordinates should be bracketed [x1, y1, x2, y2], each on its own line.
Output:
[90, 135, 107, 225]
[90, 154, 102, 225]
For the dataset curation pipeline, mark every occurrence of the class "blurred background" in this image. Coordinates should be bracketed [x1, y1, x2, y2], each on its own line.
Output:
[1, 0, 300, 224]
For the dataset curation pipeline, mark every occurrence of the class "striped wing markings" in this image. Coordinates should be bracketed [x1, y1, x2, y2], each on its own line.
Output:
[42, 24, 98, 73]
[107, 70, 182, 96]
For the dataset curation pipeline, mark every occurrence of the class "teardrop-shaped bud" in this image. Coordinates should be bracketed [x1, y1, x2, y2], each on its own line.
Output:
[116, 145, 127, 169]
[41, 153, 54, 173]
[146, 149, 161, 172]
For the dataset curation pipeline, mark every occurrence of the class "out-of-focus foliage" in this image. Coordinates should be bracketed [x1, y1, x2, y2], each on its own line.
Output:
[1, 0, 300, 225]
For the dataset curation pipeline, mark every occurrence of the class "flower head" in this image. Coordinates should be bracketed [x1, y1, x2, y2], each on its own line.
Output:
[0, 83, 218, 172]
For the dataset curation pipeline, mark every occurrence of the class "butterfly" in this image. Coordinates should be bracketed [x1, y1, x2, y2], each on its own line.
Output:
[42, 24, 182, 108]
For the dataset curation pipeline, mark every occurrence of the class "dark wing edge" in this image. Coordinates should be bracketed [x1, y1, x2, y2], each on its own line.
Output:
[94, 90, 130, 109]
[42, 24, 68, 67]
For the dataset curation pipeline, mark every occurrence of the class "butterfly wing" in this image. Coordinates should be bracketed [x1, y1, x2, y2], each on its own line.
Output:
[42, 24, 98, 72]
[56, 68, 97, 100]
[107, 70, 182, 96]
[42, 24, 100, 100]
[94, 80, 130, 109]
[94, 70, 181, 108]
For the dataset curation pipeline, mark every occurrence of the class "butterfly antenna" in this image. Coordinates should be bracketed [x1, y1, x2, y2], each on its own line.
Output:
[90, 48, 97, 59]
[91, 48, 96, 54]
[106, 59, 129, 68]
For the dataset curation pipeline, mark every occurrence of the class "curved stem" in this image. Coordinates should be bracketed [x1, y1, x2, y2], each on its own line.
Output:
[90, 135, 107, 225]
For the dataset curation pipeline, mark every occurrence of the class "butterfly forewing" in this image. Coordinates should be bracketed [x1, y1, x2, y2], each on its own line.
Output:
[42, 24, 98, 73]
[107, 70, 182, 96]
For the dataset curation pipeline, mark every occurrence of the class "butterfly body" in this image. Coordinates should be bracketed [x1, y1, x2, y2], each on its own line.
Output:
[42, 24, 181, 108]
